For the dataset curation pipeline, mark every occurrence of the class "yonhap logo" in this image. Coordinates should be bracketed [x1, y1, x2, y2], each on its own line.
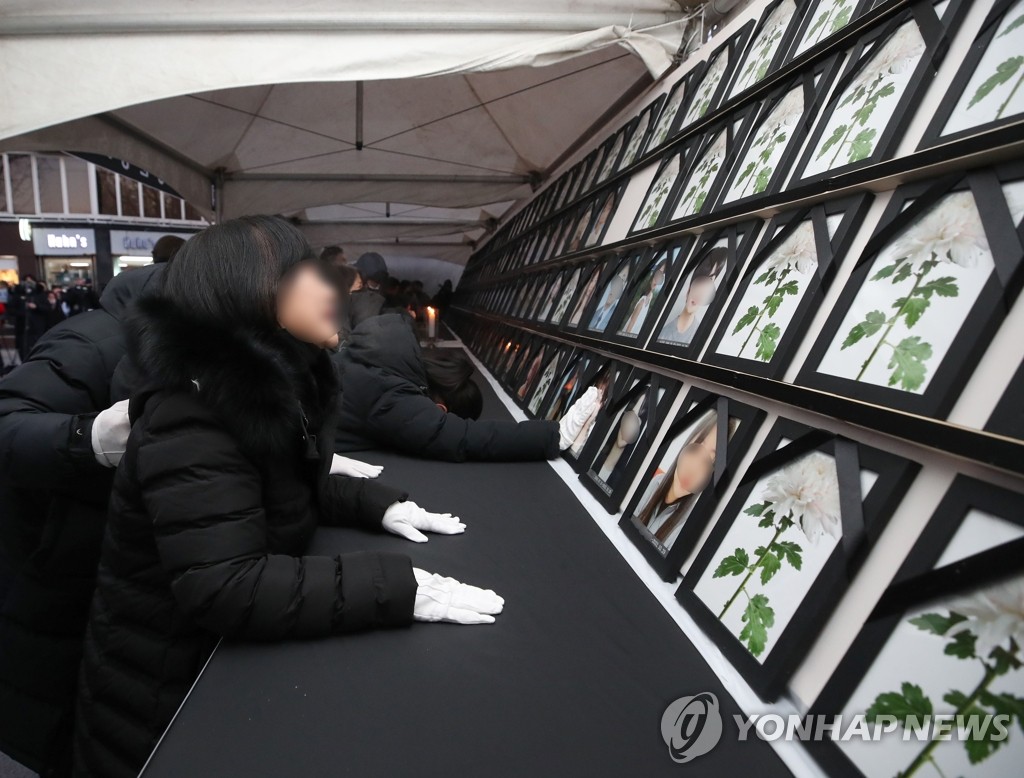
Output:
[660, 692, 723, 763]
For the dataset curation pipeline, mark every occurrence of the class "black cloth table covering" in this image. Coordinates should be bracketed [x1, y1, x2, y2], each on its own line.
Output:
[141, 370, 792, 777]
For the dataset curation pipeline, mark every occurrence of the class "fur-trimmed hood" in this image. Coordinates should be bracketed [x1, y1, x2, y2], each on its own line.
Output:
[124, 293, 339, 458]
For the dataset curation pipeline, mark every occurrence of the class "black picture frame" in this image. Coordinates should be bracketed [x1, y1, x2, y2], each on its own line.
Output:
[663, 117, 745, 225]
[715, 53, 842, 210]
[920, 0, 1024, 148]
[524, 270, 562, 322]
[629, 150, 685, 235]
[578, 371, 682, 513]
[791, 0, 968, 186]
[645, 220, 763, 358]
[617, 94, 667, 171]
[783, 0, 875, 64]
[535, 347, 595, 424]
[723, 0, 802, 103]
[604, 236, 694, 346]
[618, 389, 766, 581]
[677, 419, 920, 700]
[806, 475, 1024, 778]
[705, 193, 873, 378]
[986, 358, 1024, 441]
[517, 341, 575, 417]
[582, 184, 626, 251]
[645, 68, 701, 154]
[559, 357, 631, 472]
[572, 251, 640, 336]
[558, 259, 606, 331]
[797, 160, 1024, 418]
[674, 22, 756, 137]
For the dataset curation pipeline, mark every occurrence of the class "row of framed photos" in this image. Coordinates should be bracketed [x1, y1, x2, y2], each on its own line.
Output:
[455, 318, 1024, 776]
[459, 159, 1024, 423]
[463, 0, 1024, 287]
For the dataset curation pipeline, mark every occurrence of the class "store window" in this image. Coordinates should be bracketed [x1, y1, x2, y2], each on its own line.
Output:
[0, 256, 19, 286]
[37, 155, 63, 213]
[163, 191, 183, 220]
[97, 168, 118, 215]
[119, 175, 140, 218]
[64, 156, 92, 214]
[42, 257, 94, 287]
[143, 185, 161, 218]
[184, 200, 203, 221]
[113, 255, 154, 275]
[9, 154, 35, 214]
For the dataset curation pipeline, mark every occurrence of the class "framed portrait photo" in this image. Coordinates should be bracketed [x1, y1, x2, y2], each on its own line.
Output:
[791, 0, 969, 185]
[646, 220, 763, 358]
[798, 161, 1024, 418]
[677, 419, 919, 699]
[921, 0, 1024, 147]
[725, 0, 800, 101]
[607, 237, 693, 345]
[582, 185, 624, 251]
[562, 259, 606, 331]
[580, 251, 645, 337]
[619, 390, 765, 581]
[525, 271, 562, 322]
[807, 476, 1024, 778]
[705, 193, 873, 378]
[556, 358, 632, 471]
[519, 342, 575, 417]
[578, 371, 682, 513]
[537, 348, 597, 424]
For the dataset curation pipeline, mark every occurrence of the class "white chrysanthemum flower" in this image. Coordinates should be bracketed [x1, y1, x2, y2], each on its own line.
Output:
[947, 577, 1024, 658]
[761, 451, 841, 544]
[766, 88, 805, 131]
[889, 191, 990, 271]
[765, 221, 818, 275]
[703, 130, 728, 163]
[853, 22, 925, 90]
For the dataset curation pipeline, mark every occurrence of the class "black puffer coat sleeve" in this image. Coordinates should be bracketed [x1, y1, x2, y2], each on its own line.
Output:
[137, 399, 417, 639]
[366, 382, 560, 463]
[319, 475, 407, 531]
[0, 327, 113, 497]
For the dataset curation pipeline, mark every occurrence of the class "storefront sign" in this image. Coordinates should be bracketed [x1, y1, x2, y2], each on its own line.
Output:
[32, 227, 96, 256]
[110, 229, 194, 256]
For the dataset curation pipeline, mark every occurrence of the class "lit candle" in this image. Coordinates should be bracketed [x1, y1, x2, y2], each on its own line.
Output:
[426, 306, 437, 340]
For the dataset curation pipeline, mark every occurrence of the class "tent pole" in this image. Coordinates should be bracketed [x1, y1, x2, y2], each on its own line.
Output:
[355, 81, 364, 151]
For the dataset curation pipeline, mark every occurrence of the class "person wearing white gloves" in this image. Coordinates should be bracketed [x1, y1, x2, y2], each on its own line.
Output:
[556, 371, 613, 455]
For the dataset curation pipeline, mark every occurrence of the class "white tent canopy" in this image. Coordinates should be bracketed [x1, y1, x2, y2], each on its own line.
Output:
[0, 1, 698, 269]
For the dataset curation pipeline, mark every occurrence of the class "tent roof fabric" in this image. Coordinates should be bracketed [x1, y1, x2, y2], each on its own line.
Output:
[0, 1, 699, 267]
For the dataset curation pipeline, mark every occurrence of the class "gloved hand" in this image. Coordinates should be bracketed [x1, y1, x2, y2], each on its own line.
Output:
[382, 501, 466, 543]
[91, 399, 131, 468]
[557, 385, 601, 450]
[329, 453, 383, 478]
[413, 568, 504, 624]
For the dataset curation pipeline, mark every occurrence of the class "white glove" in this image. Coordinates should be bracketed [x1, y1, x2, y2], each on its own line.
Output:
[329, 453, 383, 478]
[382, 501, 466, 543]
[412, 568, 504, 624]
[91, 399, 131, 468]
[558, 385, 601, 450]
